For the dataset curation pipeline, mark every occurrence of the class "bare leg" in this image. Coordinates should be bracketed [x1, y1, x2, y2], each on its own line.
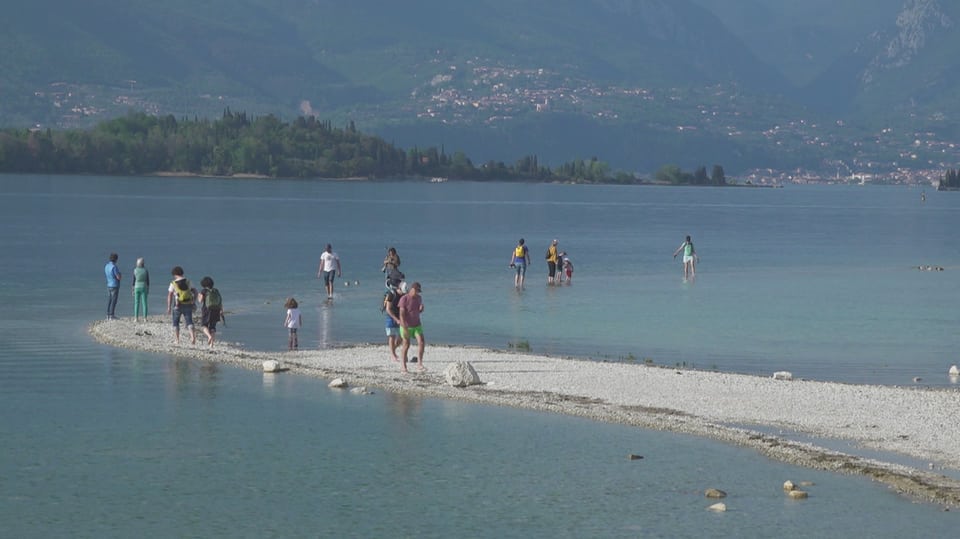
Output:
[416, 334, 426, 371]
[389, 335, 400, 361]
[188, 325, 196, 345]
[203, 327, 214, 346]
[400, 336, 410, 373]
[173, 327, 180, 344]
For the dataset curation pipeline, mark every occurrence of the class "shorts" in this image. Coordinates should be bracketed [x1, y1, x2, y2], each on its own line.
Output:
[288, 327, 298, 335]
[385, 327, 400, 337]
[173, 304, 194, 328]
[386, 316, 399, 329]
[202, 307, 221, 331]
[401, 325, 424, 340]
[683, 255, 694, 264]
[514, 262, 526, 276]
[547, 261, 557, 277]
[323, 270, 336, 285]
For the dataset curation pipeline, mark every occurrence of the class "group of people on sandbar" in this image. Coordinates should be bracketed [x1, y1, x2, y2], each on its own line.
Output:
[300, 243, 427, 374]
[510, 238, 574, 288]
[379, 247, 426, 374]
[103, 253, 225, 347]
[107, 233, 698, 368]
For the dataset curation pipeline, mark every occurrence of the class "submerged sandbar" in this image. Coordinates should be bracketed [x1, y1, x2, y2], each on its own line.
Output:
[90, 317, 960, 506]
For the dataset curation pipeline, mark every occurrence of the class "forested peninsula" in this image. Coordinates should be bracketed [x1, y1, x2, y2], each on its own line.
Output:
[0, 111, 726, 185]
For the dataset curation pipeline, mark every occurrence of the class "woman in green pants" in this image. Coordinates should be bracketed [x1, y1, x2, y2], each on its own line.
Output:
[133, 257, 150, 321]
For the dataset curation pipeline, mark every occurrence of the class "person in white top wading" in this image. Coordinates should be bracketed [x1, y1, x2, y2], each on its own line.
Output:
[316, 243, 342, 299]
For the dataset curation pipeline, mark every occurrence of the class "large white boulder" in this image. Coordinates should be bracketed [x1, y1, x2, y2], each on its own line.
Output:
[444, 361, 481, 387]
[772, 371, 793, 381]
[328, 378, 348, 388]
[949, 365, 960, 376]
[262, 360, 281, 373]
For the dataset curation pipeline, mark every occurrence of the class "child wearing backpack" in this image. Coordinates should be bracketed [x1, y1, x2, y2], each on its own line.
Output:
[166, 266, 197, 345]
[198, 276, 223, 347]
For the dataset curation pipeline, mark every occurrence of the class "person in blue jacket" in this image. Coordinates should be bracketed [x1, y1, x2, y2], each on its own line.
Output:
[104, 252, 122, 319]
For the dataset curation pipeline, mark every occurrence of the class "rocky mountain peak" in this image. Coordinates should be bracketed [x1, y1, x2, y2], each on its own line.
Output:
[862, 0, 952, 83]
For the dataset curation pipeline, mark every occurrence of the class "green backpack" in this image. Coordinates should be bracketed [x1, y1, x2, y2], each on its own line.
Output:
[205, 287, 222, 309]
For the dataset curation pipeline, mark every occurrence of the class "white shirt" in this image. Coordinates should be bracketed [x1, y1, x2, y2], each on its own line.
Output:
[286, 308, 302, 329]
[319, 251, 339, 272]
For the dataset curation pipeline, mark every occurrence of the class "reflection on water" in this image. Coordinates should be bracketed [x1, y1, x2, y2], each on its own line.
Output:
[262, 371, 277, 394]
[385, 391, 423, 424]
[164, 358, 220, 400]
[316, 299, 333, 348]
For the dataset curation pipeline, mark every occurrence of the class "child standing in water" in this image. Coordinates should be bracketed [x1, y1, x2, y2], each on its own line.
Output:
[284, 297, 302, 350]
[560, 252, 574, 283]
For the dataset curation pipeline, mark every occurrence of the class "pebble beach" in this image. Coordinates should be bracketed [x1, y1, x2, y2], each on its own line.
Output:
[90, 316, 960, 507]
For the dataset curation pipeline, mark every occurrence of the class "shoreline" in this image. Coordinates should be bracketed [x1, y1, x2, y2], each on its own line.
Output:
[90, 317, 960, 507]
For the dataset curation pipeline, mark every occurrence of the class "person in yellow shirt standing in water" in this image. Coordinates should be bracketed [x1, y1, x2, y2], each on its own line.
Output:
[509, 238, 530, 288]
[545, 239, 559, 285]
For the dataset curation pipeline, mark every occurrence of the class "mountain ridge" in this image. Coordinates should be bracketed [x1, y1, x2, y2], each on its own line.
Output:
[1, 0, 958, 176]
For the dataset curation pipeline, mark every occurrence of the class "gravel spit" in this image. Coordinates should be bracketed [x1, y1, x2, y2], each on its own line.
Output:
[91, 317, 960, 506]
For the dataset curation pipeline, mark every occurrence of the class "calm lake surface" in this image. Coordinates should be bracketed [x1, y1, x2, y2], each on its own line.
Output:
[1, 175, 958, 537]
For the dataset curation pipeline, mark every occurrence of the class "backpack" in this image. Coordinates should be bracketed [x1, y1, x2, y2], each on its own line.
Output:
[205, 287, 222, 309]
[381, 289, 401, 315]
[173, 279, 194, 304]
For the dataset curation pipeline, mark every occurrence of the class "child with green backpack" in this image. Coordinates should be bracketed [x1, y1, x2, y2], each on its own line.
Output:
[198, 276, 224, 347]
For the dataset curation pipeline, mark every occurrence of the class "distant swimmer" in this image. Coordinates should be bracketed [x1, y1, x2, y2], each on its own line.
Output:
[672, 235, 700, 281]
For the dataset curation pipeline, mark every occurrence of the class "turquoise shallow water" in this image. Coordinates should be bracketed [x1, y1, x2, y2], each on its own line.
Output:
[2, 175, 959, 536]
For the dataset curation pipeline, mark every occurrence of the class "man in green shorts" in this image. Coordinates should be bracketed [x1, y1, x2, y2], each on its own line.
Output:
[398, 282, 425, 373]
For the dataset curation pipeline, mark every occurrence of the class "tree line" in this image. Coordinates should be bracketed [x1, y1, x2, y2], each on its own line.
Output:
[939, 168, 960, 190]
[654, 164, 727, 185]
[0, 111, 644, 183]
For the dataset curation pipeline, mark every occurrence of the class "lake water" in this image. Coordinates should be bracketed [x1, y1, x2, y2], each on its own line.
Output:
[1, 175, 958, 537]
